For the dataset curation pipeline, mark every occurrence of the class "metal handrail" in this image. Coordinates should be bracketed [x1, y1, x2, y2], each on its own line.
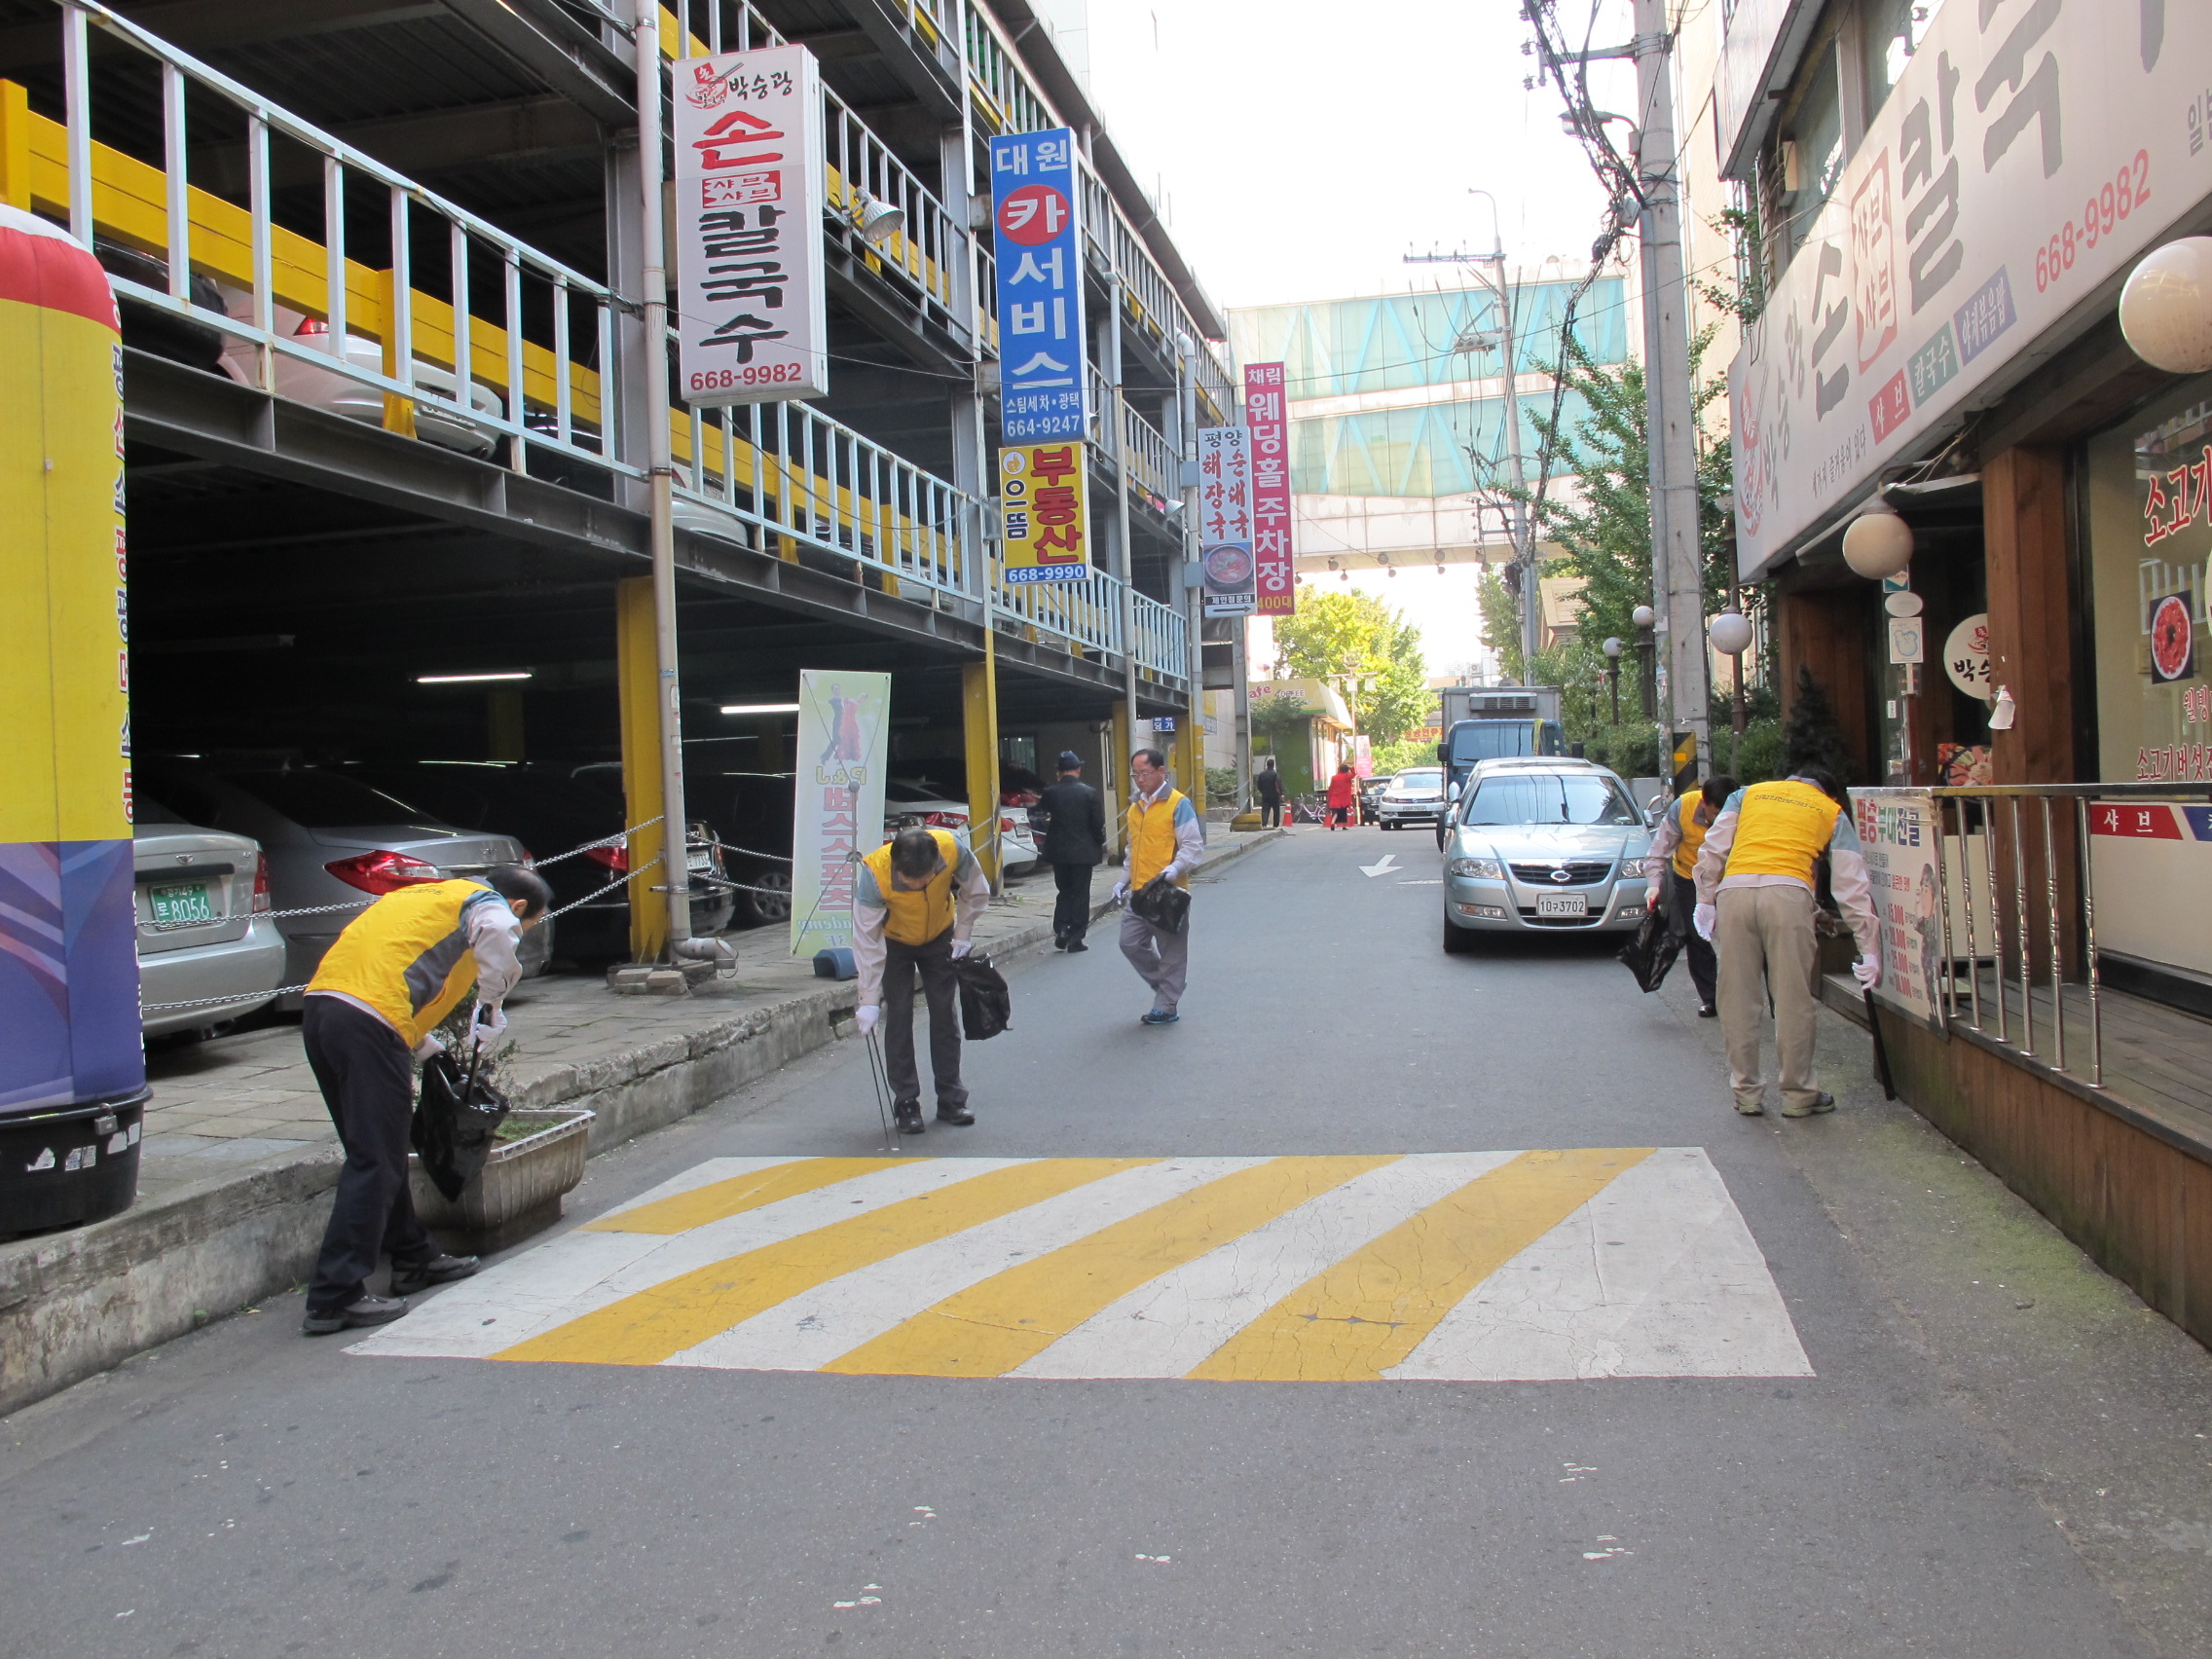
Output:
[993, 565, 1124, 657]
[1129, 588, 1187, 681]
[1122, 400, 1174, 501]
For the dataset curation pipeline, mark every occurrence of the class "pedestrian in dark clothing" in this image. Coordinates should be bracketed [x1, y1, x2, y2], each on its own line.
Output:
[1036, 749, 1107, 951]
[1255, 758, 1284, 830]
[1644, 774, 1736, 1016]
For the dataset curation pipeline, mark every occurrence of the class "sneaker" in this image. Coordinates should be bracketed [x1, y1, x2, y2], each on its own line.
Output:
[389, 1254, 481, 1297]
[1781, 1092, 1837, 1119]
[1139, 1010, 1180, 1026]
[936, 1102, 976, 1126]
[302, 1293, 409, 1336]
[894, 1102, 925, 1135]
[1733, 1099, 1765, 1117]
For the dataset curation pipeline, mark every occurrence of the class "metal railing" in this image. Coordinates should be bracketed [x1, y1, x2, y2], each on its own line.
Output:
[1122, 400, 1174, 501]
[822, 90, 969, 345]
[1888, 781, 2212, 1090]
[1129, 588, 1187, 681]
[64, 1, 635, 488]
[677, 400, 974, 599]
[964, 4, 1061, 136]
[992, 566, 1124, 657]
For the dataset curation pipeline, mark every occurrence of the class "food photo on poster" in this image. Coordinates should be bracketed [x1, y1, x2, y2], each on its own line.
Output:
[1198, 424, 1255, 616]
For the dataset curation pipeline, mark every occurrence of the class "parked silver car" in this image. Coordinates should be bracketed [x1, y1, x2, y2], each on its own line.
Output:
[1439, 757, 1656, 952]
[133, 797, 287, 1038]
[135, 762, 553, 993]
[1376, 765, 1448, 830]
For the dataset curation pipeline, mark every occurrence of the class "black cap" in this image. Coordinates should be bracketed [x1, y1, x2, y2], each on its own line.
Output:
[1056, 750, 1084, 771]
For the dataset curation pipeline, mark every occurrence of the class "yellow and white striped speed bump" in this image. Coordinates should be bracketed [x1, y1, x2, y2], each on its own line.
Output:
[348, 1149, 1812, 1381]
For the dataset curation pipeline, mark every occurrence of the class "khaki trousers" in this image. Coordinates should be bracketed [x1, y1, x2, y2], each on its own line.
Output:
[1714, 883, 1822, 1111]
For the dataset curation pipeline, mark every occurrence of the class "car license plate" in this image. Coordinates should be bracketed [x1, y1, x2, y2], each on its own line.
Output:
[1534, 892, 1587, 918]
[149, 881, 215, 926]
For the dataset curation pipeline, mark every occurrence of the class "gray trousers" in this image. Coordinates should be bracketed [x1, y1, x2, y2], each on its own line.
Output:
[1120, 906, 1189, 1014]
[1714, 883, 1822, 1111]
[881, 928, 966, 1110]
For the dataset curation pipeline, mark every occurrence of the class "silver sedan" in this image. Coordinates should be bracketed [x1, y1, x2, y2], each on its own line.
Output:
[1439, 759, 1656, 952]
[133, 804, 286, 1038]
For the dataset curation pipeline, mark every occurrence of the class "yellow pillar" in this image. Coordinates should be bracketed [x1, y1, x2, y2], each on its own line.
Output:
[962, 637, 1001, 888]
[616, 575, 671, 961]
[0, 82, 29, 210]
[1109, 698, 1132, 859]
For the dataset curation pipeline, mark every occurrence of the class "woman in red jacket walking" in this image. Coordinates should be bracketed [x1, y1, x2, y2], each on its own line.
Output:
[1325, 762, 1358, 830]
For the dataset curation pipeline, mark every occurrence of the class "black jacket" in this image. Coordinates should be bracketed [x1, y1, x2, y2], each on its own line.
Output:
[1254, 768, 1284, 803]
[1035, 777, 1106, 866]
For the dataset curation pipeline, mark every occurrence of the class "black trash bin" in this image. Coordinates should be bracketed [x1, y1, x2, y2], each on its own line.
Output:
[0, 1088, 149, 1234]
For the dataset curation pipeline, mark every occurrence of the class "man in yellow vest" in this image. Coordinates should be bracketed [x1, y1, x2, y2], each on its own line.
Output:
[1116, 747, 1204, 1026]
[1644, 773, 1737, 1018]
[299, 865, 553, 1334]
[853, 826, 990, 1133]
[1691, 770, 1881, 1117]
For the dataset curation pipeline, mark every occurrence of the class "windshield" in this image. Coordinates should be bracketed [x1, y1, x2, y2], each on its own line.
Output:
[1460, 774, 1637, 826]
[1448, 721, 1535, 761]
[224, 770, 435, 828]
[1392, 769, 1443, 791]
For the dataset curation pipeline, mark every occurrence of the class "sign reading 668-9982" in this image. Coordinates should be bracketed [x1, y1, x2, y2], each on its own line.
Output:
[674, 44, 829, 406]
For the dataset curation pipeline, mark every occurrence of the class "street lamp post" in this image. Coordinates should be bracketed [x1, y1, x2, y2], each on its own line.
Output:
[1602, 635, 1623, 725]
[1632, 604, 1656, 720]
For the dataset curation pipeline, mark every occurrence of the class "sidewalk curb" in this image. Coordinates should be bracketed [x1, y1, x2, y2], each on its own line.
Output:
[0, 829, 1281, 1417]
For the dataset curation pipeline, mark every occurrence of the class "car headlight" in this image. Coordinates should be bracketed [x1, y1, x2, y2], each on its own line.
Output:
[1617, 857, 1649, 878]
[1446, 857, 1504, 879]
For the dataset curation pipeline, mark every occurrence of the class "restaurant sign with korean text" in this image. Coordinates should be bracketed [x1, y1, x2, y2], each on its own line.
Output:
[1198, 424, 1255, 617]
[674, 45, 829, 406]
[990, 129, 1087, 444]
[999, 441, 1089, 583]
[1244, 362, 1296, 616]
[1729, 0, 2212, 576]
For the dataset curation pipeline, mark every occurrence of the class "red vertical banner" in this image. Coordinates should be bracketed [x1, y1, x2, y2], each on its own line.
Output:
[1244, 361, 1296, 616]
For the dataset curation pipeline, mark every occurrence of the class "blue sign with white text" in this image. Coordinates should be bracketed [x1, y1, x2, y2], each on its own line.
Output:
[989, 129, 1087, 444]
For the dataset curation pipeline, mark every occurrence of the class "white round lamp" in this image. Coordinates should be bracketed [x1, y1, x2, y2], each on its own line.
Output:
[1708, 611, 1754, 655]
[2119, 238, 2212, 374]
[1601, 636, 1623, 658]
[1631, 605, 1655, 628]
[1842, 503, 1914, 579]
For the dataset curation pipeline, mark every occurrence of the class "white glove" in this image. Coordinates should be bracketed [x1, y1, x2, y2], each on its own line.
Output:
[1693, 903, 1717, 941]
[855, 1005, 880, 1036]
[1643, 881, 1661, 908]
[1852, 953, 1882, 990]
[473, 1004, 507, 1041]
[1111, 880, 1129, 903]
[949, 939, 974, 960]
[412, 1033, 445, 1062]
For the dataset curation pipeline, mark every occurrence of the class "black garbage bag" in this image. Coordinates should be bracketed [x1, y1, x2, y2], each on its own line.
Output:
[952, 950, 1012, 1041]
[1129, 875, 1191, 937]
[1617, 907, 1680, 994]
[411, 1045, 512, 1201]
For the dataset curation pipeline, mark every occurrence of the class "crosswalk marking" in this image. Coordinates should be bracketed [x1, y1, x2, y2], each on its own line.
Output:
[824, 1155, 1397, 1379]
[491, 1158, 1154, 1367]
[350, 1150, 1812, 1382]
[1191, 1149, 1651, 1382]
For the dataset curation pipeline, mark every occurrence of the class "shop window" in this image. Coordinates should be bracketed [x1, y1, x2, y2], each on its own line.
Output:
[2083, 378, 2212, 782]
[1771, 41, 1845, 266]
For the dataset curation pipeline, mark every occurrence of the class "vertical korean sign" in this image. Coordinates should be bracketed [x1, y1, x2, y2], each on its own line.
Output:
[1243, 362, 1296, 615]
[1198, 425, 1255, 616]
[990, 129, 1086, 442]
[1849, 789, 1944, 1032]
[790, 670, 890, 958]
[674, 46, 829, 405]
[999, 441, 1089, 582]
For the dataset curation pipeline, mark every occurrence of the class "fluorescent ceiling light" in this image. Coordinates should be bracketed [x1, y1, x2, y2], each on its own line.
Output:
[416, 671, 534, 683]
[719, 702, 800, 715]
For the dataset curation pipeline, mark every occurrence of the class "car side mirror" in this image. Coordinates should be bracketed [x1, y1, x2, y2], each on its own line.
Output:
[1446, 782, 1460, 801]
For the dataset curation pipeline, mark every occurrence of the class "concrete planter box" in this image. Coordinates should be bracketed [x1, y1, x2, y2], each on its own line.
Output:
[408, 1108, 593, 1255]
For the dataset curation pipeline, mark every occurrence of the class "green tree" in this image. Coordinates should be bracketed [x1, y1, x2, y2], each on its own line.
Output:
[1272, 587, 1431, 740]
[1781, 665, 1853, 780]
[1477, 570, 1525, 681]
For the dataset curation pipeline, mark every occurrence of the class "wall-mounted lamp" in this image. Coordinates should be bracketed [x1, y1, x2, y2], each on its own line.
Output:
[854, 193, 905, 247]
[2119, 238, 2212, 373]
[1841, 500, 1914, 579]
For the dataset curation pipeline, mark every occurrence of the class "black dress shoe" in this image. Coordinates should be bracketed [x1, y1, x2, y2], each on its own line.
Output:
[1065, 939, 1088, 952]
[1697, 1003, 1717, 1018]
[302, 1293, 409, 1336]
[936, 1102, 976, 1126]
[389, 1253, 481, 1297]
[895, 1103, 926, 1135]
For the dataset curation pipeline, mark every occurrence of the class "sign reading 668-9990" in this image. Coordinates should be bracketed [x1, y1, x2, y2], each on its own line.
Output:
[674, 45, 829, 406]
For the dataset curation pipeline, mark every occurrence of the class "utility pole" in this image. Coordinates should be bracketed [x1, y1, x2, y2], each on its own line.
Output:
[1630, 0, 1710, 773]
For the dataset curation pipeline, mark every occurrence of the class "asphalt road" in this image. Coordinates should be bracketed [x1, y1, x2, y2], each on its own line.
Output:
[5, 825, 2209, 1658]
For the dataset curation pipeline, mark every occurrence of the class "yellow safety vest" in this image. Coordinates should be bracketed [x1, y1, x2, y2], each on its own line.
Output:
[1722, 778, 1842, 889]
[307, 879, 502, 1049]
[1128, 787, 1189, 891]
[1670, 789, 1712, 879]
[861, 828, 961, 945]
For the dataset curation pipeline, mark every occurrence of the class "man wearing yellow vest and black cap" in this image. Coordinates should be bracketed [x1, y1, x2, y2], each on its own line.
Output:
[1691, 770, 1881, 1117]
[1644, 773, 1737, 1018]
[299, 864, 553, 1334]
[1116, 747, 1204, 1026]
[853, 826, 990, 1134]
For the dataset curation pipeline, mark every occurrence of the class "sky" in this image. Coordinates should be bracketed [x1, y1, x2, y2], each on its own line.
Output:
[1076, 0, 1640, 677]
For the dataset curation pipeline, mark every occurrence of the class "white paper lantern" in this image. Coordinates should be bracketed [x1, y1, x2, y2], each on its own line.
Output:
[2119, 238, 2212, 375]
[1842, 506, 1914, 579]
[1708, 611, 1754, 655]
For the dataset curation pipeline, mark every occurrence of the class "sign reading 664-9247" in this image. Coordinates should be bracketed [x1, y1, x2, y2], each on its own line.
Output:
[674, 45, 829, 406]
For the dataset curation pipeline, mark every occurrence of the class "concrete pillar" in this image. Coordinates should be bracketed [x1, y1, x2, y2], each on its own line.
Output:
[616, 574, 672, 960]
[963, 653, 1001, 889]
[1110, 698, 1132, 857]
